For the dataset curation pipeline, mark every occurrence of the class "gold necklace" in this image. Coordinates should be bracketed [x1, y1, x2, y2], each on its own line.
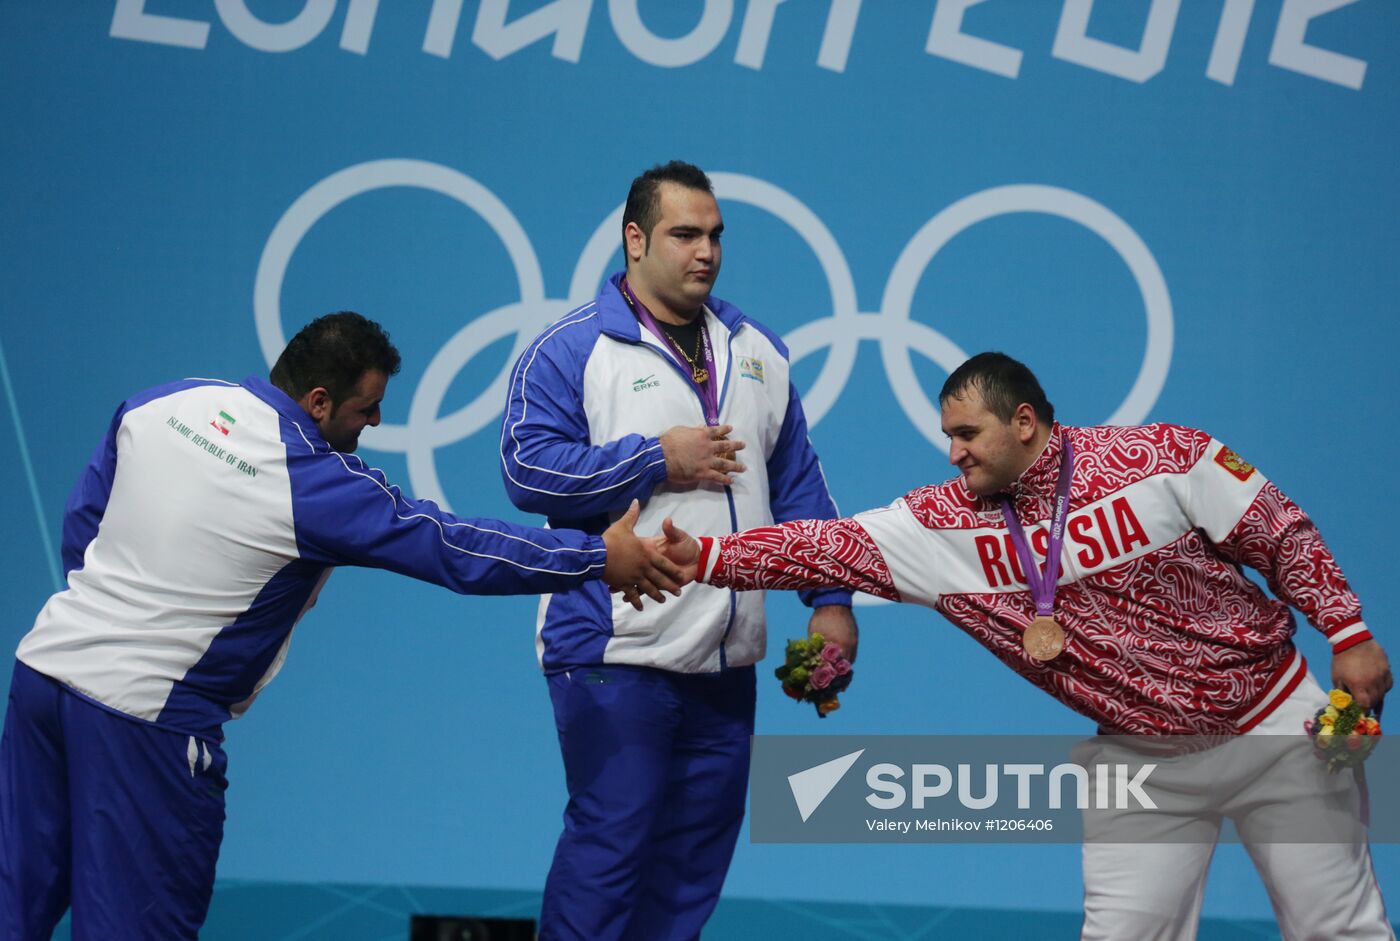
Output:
[621, 279, 709, 384]
[668, 327, 709, 385]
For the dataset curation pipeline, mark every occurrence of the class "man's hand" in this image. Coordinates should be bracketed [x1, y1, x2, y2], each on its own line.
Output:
[657, 517, 702, 582]
[1332, 639, 1393, 714]
[809, 604, 858, 664]
[602, 500, 688, 611]
[661, 424, 746, 486]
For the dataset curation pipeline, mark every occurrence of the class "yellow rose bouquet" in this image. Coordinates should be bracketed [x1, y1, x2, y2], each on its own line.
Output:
[1306, 688, 1382, 773]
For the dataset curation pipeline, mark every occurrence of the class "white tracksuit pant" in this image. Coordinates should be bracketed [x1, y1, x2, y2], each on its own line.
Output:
[1081, 673, 1393, 941]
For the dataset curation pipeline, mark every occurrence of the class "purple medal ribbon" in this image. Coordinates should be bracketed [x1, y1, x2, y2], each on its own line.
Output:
[622, 279, 720, 425]
[998, 435, 1075, 617]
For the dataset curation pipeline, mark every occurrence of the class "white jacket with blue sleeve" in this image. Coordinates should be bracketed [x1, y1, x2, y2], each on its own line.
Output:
[18, 374, 608, 740]
[499, 272, 851, 674]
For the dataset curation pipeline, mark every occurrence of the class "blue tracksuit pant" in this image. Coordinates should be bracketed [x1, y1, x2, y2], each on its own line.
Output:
[0, 661, 228, 940]
[540, 664, 756, 941]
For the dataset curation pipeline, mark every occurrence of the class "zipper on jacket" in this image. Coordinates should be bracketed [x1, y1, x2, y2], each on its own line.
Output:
[717, 483, 740, 665]
[634, 323, 744, 667]
[715, 324, 744, 664]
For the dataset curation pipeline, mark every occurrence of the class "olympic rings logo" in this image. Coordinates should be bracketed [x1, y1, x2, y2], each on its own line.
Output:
[255, 159, 1172, 511]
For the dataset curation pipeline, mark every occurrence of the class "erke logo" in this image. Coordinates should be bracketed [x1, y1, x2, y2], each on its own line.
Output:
[631, 374, 660, 392]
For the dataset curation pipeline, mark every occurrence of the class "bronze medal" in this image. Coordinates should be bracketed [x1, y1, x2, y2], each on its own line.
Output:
[1001, 434, 1076, 665]
[1023, 616, 1065, 662]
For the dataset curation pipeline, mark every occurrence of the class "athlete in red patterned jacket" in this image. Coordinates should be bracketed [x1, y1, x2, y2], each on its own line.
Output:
[658, 352, 1394, 940]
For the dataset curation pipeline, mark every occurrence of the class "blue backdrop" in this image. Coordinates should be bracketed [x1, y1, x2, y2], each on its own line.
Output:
[2, 0, 1396, 924]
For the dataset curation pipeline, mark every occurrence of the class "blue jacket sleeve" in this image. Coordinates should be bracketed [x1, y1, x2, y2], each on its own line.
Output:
[61, 404, 124, 577]
[766, 381, 853, 609]
[499, 327, 669, 520]
[289, 448, 608, 596]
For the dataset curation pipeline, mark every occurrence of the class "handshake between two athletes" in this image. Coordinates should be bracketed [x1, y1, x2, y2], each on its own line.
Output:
[602, 418, 862, 671]
[597, 421, 748, 610]
[598, 501, 716, 609]
[600, 422, 834, 632]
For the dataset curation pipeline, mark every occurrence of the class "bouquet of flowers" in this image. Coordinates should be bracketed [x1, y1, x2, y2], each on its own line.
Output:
[775, 633, 853, 717]
[1305, 688, 1382, 773]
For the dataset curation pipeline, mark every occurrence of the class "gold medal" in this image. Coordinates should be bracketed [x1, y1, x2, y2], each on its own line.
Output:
[692, 367, 709, 385]
[1022, 616, 1065, 662]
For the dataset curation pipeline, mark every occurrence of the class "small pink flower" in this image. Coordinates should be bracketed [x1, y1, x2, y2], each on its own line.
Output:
[1303, 719, 1315, 736]
[821, 643, 842, 663]
[810, 665, 836, 690]
[833, 659, 851, 676]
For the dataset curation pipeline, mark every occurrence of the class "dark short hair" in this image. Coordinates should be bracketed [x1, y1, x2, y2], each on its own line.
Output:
[270, 311, 402, 404]
[940, 352, 1054, 425]
[622, 160, 714, 247]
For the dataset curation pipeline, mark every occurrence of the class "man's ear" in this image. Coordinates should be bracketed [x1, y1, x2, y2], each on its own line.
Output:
[1014, 402, 1039, 444]
[624, 221, 647, 263]
[299, 386, 333, 422]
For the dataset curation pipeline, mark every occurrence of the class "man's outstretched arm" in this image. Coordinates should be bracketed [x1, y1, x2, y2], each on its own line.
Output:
[656, 516, 901, 602]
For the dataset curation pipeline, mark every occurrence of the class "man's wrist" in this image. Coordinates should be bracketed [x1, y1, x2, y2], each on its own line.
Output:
[803, 587, 854, 609]
[695, 536, 718, 582]
[1327, 618, 1372, 654]
[648, 436, 675, 483]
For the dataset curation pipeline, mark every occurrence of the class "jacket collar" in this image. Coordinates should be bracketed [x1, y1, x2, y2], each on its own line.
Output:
[242, 374, 328, 448]
[1007, 422, 1067, 500]
[597, 270, 746, 341]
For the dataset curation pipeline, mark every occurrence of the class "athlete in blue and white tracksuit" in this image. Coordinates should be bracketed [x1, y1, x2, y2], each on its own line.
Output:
[1, 374, 611, 939]
[501, 271, 851, 939]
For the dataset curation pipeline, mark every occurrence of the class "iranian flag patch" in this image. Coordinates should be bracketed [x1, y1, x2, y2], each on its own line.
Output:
[211, 410, 236, 436]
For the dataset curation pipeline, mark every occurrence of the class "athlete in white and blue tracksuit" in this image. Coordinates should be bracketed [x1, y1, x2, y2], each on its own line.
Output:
[501, 271, 852, 939]
[1, 374, 614, 940]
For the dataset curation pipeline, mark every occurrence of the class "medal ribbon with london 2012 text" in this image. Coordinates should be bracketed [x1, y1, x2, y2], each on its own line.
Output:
[999, 435, 1075, 661]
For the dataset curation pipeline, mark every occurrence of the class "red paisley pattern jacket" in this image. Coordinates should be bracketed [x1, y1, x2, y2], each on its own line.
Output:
[696, 424, 1368, 735]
